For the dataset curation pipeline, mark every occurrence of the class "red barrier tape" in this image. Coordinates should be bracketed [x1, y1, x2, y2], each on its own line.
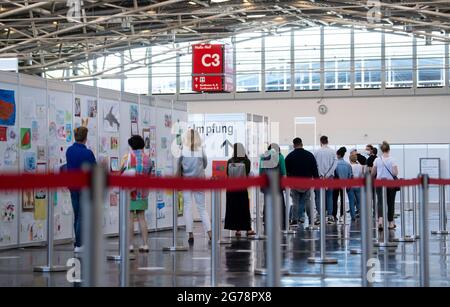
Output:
[429, 178, 450, 186]
[108, 174, 268, 191]
[282, 177, 364, 190]
[373, 178, 421, 188]
[0, 172, 89, 190]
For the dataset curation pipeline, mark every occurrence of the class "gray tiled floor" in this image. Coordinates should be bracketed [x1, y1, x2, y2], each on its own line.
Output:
[0, 208, 449, 287]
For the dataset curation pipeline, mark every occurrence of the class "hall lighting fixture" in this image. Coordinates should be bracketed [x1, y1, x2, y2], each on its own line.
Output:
[211, 0, 230, 3]
[188, 1, 196, 5]
[248, 14, 266, 18]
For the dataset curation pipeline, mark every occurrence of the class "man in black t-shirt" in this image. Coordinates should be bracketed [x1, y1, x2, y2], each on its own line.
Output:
[365, 145, 378, 171]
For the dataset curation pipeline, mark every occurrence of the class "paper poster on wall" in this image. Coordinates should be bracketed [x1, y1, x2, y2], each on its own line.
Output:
[131, 122, 138, 136]
[164, 114, 172, 128]
[56, 110, 65, 125]
[37, 146, 46, 161]
[103, 103, 120, 132]
[20, 128, 31, 149]
[59, 146, 68, 165]
[31, 120, 39, 142]
[143, 128, 150, 155]
[0, 126, 6, 142]
[420, 158, 440, 178]
[1, 201, 15, 222]
[74, 97, 81, 117]
[22, 190, 35, 212]
[110, 191, 119, 207]
[99, 136, 109, 154]
[34, 189, 47, 220]
[130, 105, 138, 123]
[3, 143, 17, 166]
[65, 123, 72, 142]
[177, 192, 183, 216]
[150, 126, 156, 157]
[57, 125, 65, 140]
[7, 126, 16, 142]
[111, 137, 119, 151]
[49, 122, 56, 138]
[36, 103, 46, 119]
[88, 99, 97, 117]
[156, 202, 165, 219]
[24, 152, 37, 172]
[0, 89, 16, 126]
[110, 157, 119, 172]
[142, 109, 150, 126]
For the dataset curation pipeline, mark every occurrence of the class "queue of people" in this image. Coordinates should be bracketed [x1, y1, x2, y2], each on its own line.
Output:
[67, 125, 398, 253]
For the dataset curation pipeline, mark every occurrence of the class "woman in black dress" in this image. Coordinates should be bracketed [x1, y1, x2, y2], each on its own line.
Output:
[224, 143, 255, 237]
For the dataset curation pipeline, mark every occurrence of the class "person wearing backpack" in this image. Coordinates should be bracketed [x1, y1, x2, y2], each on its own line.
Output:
[371, 141, 399, 230]
[120, 135, 152, 253]
[224, 143, 255, 237]
[176, 129, 211, 244]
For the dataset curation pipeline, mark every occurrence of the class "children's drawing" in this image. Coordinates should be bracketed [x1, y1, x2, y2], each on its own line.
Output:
[103, 103, 120, 132]
[1, 201, 15, 222]
[164, 114, 172, 128]
[22, 190, 35, 212]
[110, 137, 119, 150]
[20, 128, 31, 149]
[24, 152, 37, 172]
[31, 120, 39, 142]
[88, 99, 97, 117]
[74, 97, 81, 117]
[0, 89, 16, 126]
[130, 104, 138, 123]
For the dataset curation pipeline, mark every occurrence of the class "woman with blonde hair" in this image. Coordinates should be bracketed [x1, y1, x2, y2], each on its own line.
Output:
[177, 129, 211, 244]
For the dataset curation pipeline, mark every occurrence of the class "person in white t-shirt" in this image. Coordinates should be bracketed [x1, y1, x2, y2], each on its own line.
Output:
[371, 141, 399, 230]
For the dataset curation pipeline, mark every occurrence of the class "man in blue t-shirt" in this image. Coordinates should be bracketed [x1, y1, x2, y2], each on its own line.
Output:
[66, 126, 96, 253]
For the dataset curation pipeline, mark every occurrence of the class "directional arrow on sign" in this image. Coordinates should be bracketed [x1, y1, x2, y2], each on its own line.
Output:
[221, 139, 233, 157]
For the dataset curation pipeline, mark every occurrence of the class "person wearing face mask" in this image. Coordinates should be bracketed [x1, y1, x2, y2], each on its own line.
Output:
[349, 151, 364, 219]
[365, 145, 378, 172]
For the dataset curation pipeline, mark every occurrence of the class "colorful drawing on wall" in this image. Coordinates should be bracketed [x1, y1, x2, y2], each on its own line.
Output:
[56, 109, 65, 125]
[49, 122, 56, 138]
[130, 104, 138, 123]
[212, 160, 228, 178]
[110, 137, 119, 150]
[31, 120, 39, 142]
[37, 146, 46, 161]
[74, 97, 81, 117]
[161, 137, 168, 149]
[59, 146, 68, 165]
[142, 109, 150, 125]
[110, 157, 119, 172]
[0, 126, 6, 142]
[20, 128, 31, 149]
[99, 136, 108, 154]
[36, 162, 46, 173]
[1, 201, 15, 222]
[177, 191, 183, 216]
[156, 202, 165, 219]
[131, 122, 138, 136]
[98, 155, 108, 168]
[151, 160, 156, 175]
[34, 189, 47, 220]
[150, 126, 157, 157]
[57, 125, 65, 140]
[3, 143, 17, 166]
[142, 128, 150, 155]
[103, 103, 120, 132]
[88, 99, 97, 117]
[8, 126, 16, 141]
[110, 191, 119, 207]
[22, 190, 35, 212]
[164, 114, 172, 128]
[24, 152, 37, 173]
[81, 117, 89, 127]
[0, 89, 16, 126]
[65, 123, 72, 142]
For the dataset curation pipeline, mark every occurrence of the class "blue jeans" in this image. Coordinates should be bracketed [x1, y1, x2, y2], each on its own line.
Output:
[70, 191, 81, 247]
[291, 189, 311, 221]
[347, 188, 361, 219]
[314, 189, 334, 217]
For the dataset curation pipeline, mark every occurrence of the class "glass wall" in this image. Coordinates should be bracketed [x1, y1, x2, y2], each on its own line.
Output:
[324, 27, 351, 89]
[294, 27, 321, 90]
[385, 32, 413, 88]
[354, 29, 382, 88]
[416, 34, 446, 87]
[235, 32, 262, 92]
[123, 47, 149, 95]
[151, 45, 177, 94]
[265, 30, 291, 91]
[96, 52, 122, 91]
[179, 42, 194, 94]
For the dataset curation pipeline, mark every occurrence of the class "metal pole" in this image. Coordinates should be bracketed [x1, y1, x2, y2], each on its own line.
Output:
[432, 185, 449, 235]
[163, 190, 188, 251]
[218, 190, 232, 244]
[119, 190, 129, 287]
[361, 174, 374, 286]
[308, 188, 337, 264]
[395, 187, 415, 242]
[305, 188, 319, 231]
[284, 188, 295, 233]
[375, 187, 397, 248]
[82, 165, 106, 287]
[211, 190, 219, 287]
[405, 186, 412, 211]
[107, 190, 136, 261]
[249, 187, 266, 240]
[265, 169, 282, 287]
[419, 175, 430, 287]
[412, 185, 419, 239]
[34, 190, 68, 272]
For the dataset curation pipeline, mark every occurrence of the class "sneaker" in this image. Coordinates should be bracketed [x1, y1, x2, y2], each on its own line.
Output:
[129, 245, 134, 253]
[290, 220, 298, 226]
[299, 218, 305, 224]
[326, 216, 335, 224]
[74, 246, 83, 253]
[314, 218, 320, 226]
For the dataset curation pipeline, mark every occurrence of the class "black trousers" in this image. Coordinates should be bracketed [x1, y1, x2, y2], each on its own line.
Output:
[376, 187, 397, 222]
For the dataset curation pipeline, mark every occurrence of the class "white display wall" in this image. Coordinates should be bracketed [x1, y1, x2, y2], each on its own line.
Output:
[0, 71, 187, 250]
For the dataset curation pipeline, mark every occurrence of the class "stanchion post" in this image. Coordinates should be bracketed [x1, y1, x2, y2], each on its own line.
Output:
[432, 185, 449, 235]
[361, 174, 374, 286]
[308, 188, 338, 264]
[283, 188, 296, 234]
[33, 190, 68, 272]
[163, 190, 188, 251]
[211, 190, 219, 287]
[119, 190, 130, 287]
[412, 185, 419, 239]
[395, 186, 415, 242]
[82, 165, 107, 287]
[419, 175, 430, 287]
[265, 169, 282, 287]
[218, 190, 232, 244]
[305, 188, 319, 231]
[249, 187, 266, 240]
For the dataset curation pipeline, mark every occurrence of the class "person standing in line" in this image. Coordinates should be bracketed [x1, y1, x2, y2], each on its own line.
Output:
[334, 147, 357, 221]
[121, 135, 152, 253]
[259, 143, 287, 228]
[350, 148, 367, 166]
[314, 136, 337, 224]
[371, 141, 399, 230]
[285, 138, 319, 226]
[365, 144, 378, 173]
[177, 129, 211, 244]
[349, 150, 364, 218]
[225, 143, 255, 237]
[66, 126, 96, 253]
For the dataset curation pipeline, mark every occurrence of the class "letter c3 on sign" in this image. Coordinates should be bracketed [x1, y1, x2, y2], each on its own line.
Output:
[201, 54, 221, 68]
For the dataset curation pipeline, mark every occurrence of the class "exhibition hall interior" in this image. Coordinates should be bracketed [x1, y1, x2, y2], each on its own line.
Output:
[0, 0, 450, 289]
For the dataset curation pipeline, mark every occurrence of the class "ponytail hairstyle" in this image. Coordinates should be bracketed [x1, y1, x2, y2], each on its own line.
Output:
[380, 141, 390, 153]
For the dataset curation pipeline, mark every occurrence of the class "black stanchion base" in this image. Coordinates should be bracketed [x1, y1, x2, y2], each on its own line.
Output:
[431, 230, 450, 235]
[248, 235, 266, 240]
[107, 254, 136, 261]
[304, 226, 320, 231]
[162, 246, 189, 251]
[374, 241, 398, 247]
[349, 249, 378, 255]
[282, 230, 296, 234]
[254, 268, 290, 276]
[33, 265, 69, 272]
[307, 257, 338, 264]
[393, 236, 416, 242]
